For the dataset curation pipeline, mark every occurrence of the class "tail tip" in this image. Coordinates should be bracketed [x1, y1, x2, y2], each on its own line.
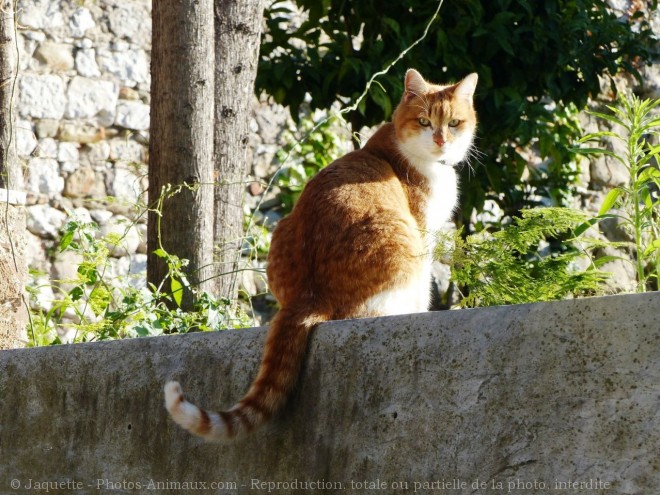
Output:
[164, 380, 183, 412]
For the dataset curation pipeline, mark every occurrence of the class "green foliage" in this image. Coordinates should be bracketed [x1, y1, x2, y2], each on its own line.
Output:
[576, 95, 660, 291]
[274, 116, 346, 214]
[26, 218, 251, 347]
[242, 221, 271, 259]
[258, 0, 656, 224]
[437, 208, 609, 307]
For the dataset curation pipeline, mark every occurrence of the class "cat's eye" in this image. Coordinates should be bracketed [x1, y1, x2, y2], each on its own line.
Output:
[418, 117, 431, 127]
[448, 119, 461, 127]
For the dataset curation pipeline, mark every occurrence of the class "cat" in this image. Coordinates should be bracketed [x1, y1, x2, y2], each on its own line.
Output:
[164, 68, 478, 442]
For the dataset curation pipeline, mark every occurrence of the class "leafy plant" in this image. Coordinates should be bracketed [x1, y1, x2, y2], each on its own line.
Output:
[576, 95, 660, 292]
[274, 116, 346, 214]
[26, 217, 251, 347]
[436, 207, 610, 307]
[258, 0, 656, 225]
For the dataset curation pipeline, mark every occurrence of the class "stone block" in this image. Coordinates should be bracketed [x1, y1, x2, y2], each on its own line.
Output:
[97, 48, 150, 87]
[75, 48, 101, 78]
[114, 101, 150, 131]
[18, 74, 66, 120]
[34, 119, 60, 139]
[106, 164, 143, 205]
[50, 250, 84, 291]
[63, 167, 105, 199]
[590, 156, 629, 188]
[99, 215, 141, 257]
[15, 120, 37, 158]
[18, 0, 64, 30]
[59, 122, 106, 144]
[119, 87, 140, 101]
[106, 3, 152, 46]
[35, 138, 58, 159]
[65, 76, 118, 126]
[129, 253, 147, 280]
[24, 230, 49, 273]
[109, 138, 144, 162]
[26, 157, 64, 198]
[83, 141, 111, 163]
[26, 203, 66, 238]
[34, 41, 74, 71]
[58, 142, 80, 163]
[89, 209, 113, 225]
[69, 7, 96, 38]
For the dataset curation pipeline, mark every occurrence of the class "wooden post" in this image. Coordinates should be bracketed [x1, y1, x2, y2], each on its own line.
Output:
[0, 190, 27, 349]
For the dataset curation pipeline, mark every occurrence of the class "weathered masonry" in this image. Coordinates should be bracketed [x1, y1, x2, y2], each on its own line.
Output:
[1, 292, 658, 494]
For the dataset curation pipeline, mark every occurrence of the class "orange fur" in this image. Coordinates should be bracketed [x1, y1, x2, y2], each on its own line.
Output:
[165, 69, 478, 441]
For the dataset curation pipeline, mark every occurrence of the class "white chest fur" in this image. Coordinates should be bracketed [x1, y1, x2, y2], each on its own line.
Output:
[421, 165, 458, 234]
[362, 136, 460, 316]
[363, 260, 433, 316]
[363, 165, 456, 317]
[397, 137, 459, 235]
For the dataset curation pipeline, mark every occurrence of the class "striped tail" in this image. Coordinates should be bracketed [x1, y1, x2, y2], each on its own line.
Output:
[164, 307, 325, 442]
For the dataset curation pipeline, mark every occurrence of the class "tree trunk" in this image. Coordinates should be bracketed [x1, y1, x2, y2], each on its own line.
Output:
[148, 0, 215, 310]
[0, 0, 20, 190]
[213, 0, 265, 301]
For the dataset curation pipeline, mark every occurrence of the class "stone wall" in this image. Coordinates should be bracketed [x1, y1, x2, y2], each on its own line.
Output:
[15, 0, 152, 330]
[1, 292, 658, 494]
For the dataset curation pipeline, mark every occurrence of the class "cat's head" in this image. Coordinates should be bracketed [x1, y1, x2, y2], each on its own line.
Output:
[393, 69, 478, 172]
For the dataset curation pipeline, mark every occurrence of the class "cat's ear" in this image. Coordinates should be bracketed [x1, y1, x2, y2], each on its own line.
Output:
[454, 73, 478, 100]
[404, 69, 428, 99]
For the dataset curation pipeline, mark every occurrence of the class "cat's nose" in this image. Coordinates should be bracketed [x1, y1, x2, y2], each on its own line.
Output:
[433, 135, 445, 147]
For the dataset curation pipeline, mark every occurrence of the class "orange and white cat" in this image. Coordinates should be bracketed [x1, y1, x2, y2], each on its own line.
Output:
[165, 69, 478, 441]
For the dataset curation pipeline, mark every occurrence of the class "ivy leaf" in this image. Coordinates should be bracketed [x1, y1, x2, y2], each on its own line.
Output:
[171, 278, 183, 308]
[382, 17, 400, 35]
[370, 85, 392, 117]
[153, 248, 168, 259]
[586, 110, 626, 128]
[78, 264, 98, 284]
[60, 230, 75, 252]
[70, 286, 84, 301]
[578, 131, 621, 143]
[134, 325, 150, 337]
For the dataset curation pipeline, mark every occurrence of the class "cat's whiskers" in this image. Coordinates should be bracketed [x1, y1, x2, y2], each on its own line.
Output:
[463, 145, 485, 179]
[466, 136, 486, 176]
[411, 104, 429, 114]
[406, 89, 431, 113]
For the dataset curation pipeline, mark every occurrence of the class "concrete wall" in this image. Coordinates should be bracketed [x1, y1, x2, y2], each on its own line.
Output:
[1, 292, 658, 494]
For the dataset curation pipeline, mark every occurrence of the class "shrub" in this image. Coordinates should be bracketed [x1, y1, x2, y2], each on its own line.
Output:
[436, 207, 610, 307]
[258, 0, 656, 224]
[576, 95, 660, 291]
[26, 216, 251, 347]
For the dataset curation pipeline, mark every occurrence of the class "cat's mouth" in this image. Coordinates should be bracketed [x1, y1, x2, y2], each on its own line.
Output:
[432, 150, 452, 166]
[435, 155, 464, 168]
